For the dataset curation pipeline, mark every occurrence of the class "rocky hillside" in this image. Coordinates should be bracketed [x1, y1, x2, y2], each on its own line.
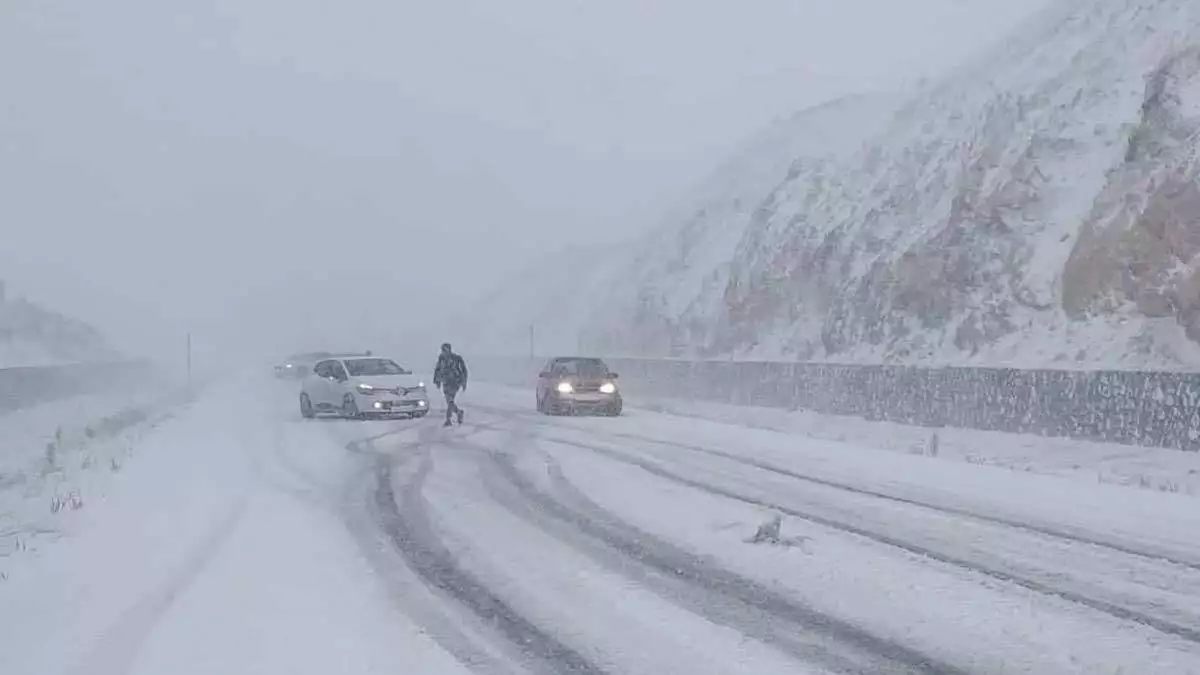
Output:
[0, 293, 116, 367]
[474, 0, 1200, 369]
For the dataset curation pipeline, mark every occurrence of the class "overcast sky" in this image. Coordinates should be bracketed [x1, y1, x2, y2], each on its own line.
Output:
[0, 0, 1052, 365]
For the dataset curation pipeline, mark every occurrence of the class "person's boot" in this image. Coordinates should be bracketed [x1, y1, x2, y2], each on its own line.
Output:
[443, 414, 452, 427]
[456, 408, 464, 425]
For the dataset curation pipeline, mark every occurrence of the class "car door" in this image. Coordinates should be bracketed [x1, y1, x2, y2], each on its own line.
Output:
[328, 360, 351, 403]
[537, 358, 557, 400]
[310, 361, 334, 406]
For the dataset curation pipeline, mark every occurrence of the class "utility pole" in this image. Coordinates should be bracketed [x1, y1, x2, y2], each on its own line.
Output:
[186, 332, 192, 386]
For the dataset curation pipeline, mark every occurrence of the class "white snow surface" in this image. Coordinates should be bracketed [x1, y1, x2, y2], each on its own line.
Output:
[0, 377, 469, 675]
[5, 376, 1200, 674]
[628, 390, 1200, 496]
[0, 380, 180, 563]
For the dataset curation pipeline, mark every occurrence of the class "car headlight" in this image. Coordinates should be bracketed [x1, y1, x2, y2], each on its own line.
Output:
[599, 382, 617, 394]
[417, 382, 426, 391]
[356, 383, 376, 394]
[556, 381, 574, 394]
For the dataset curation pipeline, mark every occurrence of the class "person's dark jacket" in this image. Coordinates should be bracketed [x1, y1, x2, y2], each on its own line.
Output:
[433, 352, 469, 391]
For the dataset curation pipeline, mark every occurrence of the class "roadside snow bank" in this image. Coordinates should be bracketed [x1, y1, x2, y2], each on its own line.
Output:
[468, 380, 1200, 497]
[633, 395, 1200, 497]
[0, 378, 191, 568]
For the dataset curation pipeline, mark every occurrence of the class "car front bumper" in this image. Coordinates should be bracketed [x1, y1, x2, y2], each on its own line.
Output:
[546, 391, 621, 411]
[356, 393, 430, 415]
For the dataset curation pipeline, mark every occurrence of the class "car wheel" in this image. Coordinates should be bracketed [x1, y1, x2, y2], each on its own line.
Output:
[342, 394, 360, 419]
[299, 393, 315, 419]
[606, 401, 623, 417]
[536, 393, 545, 413]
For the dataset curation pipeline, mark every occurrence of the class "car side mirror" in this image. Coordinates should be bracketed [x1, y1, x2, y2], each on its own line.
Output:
[538, 371, 552, 378]
[609, 372, 619, 379]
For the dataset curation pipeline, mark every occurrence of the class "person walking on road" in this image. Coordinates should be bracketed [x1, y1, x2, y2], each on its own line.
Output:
[433, 342, 469, 427]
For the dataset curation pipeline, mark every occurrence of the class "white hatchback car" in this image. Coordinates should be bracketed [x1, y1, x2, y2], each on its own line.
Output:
[299, 356, 430, 419]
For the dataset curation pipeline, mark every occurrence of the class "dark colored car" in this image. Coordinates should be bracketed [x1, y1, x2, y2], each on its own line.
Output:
[536, 356, 622, 416]
[275, 351, 334, 379]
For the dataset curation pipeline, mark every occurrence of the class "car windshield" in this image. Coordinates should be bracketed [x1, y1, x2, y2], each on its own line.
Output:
[345, 358, 408, 376]
[559, 359, 610, 377]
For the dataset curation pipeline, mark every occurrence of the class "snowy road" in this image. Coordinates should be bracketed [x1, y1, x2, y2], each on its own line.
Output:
[4, 377, 1200, 674]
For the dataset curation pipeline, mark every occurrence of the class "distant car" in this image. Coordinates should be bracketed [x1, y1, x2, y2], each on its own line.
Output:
[299, 356, 429, 419]
[536, 356, 622, 416]
[275, 351, 333, 379]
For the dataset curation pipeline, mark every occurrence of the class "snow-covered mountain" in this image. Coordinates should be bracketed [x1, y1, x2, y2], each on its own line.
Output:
[463, 93, 901, 356]
[0, 293, 116, 367]
[585, 93, 904, 357]
[474, 0, 1200, 369]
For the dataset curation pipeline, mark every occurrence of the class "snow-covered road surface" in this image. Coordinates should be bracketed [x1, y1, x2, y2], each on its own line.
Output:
[4, 377, 1200, 674]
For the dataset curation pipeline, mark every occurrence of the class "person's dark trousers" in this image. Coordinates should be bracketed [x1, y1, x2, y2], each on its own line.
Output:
[443, 386, 462, 424]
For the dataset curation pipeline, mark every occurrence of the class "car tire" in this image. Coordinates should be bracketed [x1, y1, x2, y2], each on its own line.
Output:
[606, 401, 623, 417]
[342, 394, 360, 420]
[536, 394, 545, 413]
[300, 393, 315, 419]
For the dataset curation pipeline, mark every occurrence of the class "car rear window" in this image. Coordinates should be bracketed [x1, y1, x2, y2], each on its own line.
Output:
[345, 358, 409, 376]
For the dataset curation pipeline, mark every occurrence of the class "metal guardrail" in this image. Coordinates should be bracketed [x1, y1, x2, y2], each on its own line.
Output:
[0, 361, 159, 414]
[470, 356, 1200, 452]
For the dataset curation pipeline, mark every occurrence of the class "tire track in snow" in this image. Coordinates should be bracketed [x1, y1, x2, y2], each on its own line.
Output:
[348, 466, 525, 674]
[601, 428, 1200, 572]
[276, 418, 534, 675]
[370, 443, 610, 675]
[474, 402, 1200, 572]
[519, 427, 1200, 646]
[463, 437, 967, 675]
[337, 427, 527, 675]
